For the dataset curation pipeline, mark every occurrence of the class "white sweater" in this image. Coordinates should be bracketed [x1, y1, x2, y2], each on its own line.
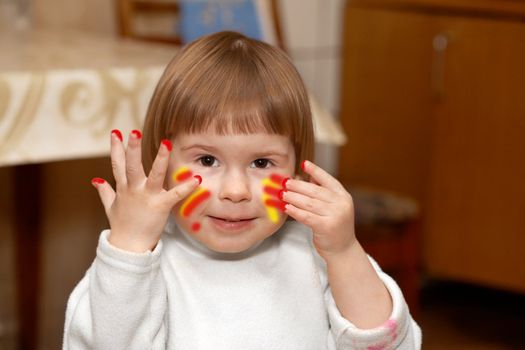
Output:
[63, 219, 421, 349]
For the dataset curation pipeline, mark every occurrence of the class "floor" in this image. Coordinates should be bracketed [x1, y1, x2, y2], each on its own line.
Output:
[416, 280, 525, 350]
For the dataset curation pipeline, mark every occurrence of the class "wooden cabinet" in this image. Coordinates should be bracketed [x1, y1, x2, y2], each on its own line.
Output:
[339, 1, 525, 293]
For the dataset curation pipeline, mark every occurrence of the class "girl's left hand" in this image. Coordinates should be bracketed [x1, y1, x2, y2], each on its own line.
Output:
[282, 160, 357, 261]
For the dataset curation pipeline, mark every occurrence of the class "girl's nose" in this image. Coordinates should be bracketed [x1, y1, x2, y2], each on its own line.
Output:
[218, 171, 252, 203]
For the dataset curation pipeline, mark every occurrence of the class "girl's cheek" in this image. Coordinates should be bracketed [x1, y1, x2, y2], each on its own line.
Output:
[260, 173, 288, 224]
[171, 166, 213, 233]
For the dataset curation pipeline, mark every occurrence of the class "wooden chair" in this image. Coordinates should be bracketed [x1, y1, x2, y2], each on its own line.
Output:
[115, 0, 285, 49]
[350, 186, 421, 316]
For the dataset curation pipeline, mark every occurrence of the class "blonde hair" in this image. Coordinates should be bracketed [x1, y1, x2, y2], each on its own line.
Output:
[142, 31, 314, 176]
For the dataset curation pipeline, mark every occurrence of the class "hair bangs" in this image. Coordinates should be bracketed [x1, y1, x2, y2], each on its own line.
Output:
[167, 45, 295, 137]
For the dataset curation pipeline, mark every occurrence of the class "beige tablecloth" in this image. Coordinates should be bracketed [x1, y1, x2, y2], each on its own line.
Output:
[0, 28, 345, 167]
[0, 29, 176, 166]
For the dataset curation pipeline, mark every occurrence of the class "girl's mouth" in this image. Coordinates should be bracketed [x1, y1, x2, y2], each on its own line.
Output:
[208, 216, 255, 231]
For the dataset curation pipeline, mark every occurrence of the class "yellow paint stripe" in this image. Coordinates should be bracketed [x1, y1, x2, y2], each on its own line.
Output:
[180, 187, 206, 216]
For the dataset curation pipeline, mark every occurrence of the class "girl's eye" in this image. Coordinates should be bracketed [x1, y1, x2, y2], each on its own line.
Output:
[251, 158, 272, 169]
[199, 155, 218, 167]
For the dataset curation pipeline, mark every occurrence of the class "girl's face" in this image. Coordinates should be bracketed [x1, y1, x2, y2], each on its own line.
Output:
[167, 131, 296, 253]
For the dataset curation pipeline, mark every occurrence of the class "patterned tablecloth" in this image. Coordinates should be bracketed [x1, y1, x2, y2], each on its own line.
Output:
[0, 28, 346, 167]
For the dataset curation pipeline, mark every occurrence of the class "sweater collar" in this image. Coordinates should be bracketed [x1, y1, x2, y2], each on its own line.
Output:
[164, 215, 274, 260]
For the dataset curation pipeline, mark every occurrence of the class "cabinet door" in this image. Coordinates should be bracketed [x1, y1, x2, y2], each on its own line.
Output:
[425, 16, 525, 292]
[339, 7, 435, 202]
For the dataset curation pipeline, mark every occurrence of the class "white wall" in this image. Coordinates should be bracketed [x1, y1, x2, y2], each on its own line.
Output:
[280, 0, 345, 175]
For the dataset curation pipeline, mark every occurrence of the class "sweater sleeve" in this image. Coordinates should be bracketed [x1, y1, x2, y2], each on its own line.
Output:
[63, 230, 168, 350]
[314, 249, 422, 349]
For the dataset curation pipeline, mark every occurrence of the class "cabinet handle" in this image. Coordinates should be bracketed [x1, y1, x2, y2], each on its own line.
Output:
[432, 33, 449, 101]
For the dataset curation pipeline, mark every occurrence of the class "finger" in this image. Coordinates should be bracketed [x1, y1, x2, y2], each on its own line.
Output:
[110, 129, 127, 187]
[281, 190, 331, 216]
[283, 178, 334, 203]
[164, 176, 201, 207]
[146, 139, 172, 191]
[91, 177, 116, 216]
[302, 160, 344, 192]
[125, 130, 146, 187]
[284, 203, 324, 229]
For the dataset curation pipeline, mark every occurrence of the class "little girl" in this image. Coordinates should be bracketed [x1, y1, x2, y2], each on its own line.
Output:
[63, 31, 421, 349]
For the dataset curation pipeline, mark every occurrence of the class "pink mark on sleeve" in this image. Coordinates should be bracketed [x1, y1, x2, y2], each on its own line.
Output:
[367, 345, 386, 350]
[385, 319, 398, 341]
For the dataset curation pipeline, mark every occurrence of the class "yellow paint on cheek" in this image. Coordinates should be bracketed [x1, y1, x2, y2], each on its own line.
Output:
[262, 178, 280, 223]
[180, 187, 211, 217]
[172, 166, 192, 183]
[172, 166, 210, 232]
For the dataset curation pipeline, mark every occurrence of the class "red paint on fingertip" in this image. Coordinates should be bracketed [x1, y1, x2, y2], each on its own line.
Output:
[111, 129, 123, 142]
[161, 139, 172, 151]
[278, 190, 286, 201]
[191, 222, 201, 232]
[281, 177, 290, 189]
[301, 160, 308, 171]
[193, 175, 202, 185]
[91, 177, 105, 185]
[131, 129, 142, 139]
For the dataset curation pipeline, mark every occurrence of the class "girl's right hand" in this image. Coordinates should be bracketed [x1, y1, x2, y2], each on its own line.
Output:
[91, 129, 200, 253]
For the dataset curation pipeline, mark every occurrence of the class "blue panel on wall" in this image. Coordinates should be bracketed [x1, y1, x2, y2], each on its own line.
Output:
[179, 0, 263, 43]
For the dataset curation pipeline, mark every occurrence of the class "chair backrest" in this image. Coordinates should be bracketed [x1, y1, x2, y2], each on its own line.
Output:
[115, 0, 285, 49]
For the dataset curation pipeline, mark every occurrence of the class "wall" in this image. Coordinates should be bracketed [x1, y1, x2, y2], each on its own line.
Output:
[32, 0, 117, 35]
[281, 0, 345, 174]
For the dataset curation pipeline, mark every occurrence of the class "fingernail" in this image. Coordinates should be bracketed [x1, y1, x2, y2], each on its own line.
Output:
[194, 175, 202, 185]
[282, 177, 290, 189]
[131, 129, 142, 139]
[161, 139, 172, 151]
[111, 129, 123, 142]
[301, 160, 308, 171]
[91, 177, 105, 185]
[278, 189, 286, 201]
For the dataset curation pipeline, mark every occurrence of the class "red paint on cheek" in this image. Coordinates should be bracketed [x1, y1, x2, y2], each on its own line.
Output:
[264, 199, 287, 212]
[182, 190, 211, 217]
[263, 185, 281, 197]
[191, 222, 201, 232]
[176, 169, 193, 182]
[270, 173, 285, 185]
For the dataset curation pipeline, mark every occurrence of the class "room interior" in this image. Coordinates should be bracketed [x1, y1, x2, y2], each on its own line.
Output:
[1, 0, 524, 349]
